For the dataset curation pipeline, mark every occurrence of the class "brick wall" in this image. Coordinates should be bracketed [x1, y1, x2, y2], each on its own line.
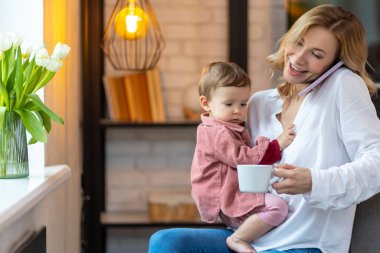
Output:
[103, 0, 286, 214]
[249, 0, 287, 92]
[106, 127, 196, 212]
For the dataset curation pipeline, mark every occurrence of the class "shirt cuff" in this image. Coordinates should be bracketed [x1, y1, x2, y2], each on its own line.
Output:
[259, 140, 281, 165]
[302, 168, 329, 207]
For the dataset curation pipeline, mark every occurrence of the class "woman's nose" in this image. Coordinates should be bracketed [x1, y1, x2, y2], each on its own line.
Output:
[293, 49, 306, 64]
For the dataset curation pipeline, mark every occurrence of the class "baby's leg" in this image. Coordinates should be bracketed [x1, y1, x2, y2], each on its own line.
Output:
[226, 214, 272, 253]
[226, 194, 288, 253]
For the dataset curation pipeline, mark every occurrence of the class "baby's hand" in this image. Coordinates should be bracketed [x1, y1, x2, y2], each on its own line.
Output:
[276, 124, 295, 151]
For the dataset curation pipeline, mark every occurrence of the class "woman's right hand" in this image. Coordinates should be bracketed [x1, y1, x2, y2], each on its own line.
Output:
[276, 125, 296, 150]
[272, 163, 312, 195]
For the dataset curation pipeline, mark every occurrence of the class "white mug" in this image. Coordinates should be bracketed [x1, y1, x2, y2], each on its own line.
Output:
[237, 164, 280, 193]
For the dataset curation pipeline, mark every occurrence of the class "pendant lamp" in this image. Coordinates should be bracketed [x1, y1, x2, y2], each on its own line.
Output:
[102, 0, 165, 70]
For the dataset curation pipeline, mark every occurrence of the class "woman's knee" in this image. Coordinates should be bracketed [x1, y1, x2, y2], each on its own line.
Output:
[148, 227, 233, 253]
[148, 228, 188, 253]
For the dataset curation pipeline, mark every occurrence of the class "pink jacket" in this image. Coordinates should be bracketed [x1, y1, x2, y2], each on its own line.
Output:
[191, 113, 281, 223]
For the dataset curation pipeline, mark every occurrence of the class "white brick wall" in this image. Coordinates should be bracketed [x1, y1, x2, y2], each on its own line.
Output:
[103, 0, 287, 214]
[105, 127, 196, 212]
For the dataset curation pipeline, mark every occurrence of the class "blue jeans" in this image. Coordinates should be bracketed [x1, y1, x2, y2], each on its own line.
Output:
[261, 250, 322, 253]
[148, 228, 322, 253]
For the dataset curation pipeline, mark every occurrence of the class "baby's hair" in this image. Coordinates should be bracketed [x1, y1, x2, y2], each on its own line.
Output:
[198, 61, 251, 99]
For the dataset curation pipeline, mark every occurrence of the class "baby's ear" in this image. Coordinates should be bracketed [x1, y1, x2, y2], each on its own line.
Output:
[199, 95, 210, 112]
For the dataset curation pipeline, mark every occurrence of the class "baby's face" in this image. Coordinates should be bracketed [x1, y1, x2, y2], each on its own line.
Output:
[207, 86, 251, 124]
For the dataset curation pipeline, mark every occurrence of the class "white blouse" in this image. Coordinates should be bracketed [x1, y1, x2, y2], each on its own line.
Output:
[247, 68, 380, 253]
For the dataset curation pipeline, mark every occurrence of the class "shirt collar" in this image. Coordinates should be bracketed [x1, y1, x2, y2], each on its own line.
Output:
[264, 88, 282, 115]
[200, 113, 246, 133]
[266, 88, 280, 100]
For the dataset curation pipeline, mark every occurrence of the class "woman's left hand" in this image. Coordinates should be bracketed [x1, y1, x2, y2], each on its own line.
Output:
[272, 163, 312, 194]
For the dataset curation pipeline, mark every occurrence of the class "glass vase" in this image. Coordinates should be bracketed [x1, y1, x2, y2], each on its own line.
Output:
[0, 111, 29, 179]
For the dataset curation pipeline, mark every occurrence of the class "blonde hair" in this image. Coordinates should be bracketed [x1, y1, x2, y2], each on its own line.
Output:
[198, 61, 251, 100]
[267, 4, 376, 103]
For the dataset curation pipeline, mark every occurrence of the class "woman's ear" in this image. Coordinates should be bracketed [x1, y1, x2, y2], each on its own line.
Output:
[199, 95, 210, 112]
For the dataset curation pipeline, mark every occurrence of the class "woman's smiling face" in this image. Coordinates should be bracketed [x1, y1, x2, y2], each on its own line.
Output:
[283, 26, 339, 85]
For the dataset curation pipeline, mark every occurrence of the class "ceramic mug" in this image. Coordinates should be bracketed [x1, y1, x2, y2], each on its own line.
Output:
[237, 164, 280, 193]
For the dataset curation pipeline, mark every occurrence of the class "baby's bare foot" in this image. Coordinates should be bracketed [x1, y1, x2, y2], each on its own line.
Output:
[226, 235, 256, 253]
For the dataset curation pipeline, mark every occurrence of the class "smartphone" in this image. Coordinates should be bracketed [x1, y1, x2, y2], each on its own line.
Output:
[298, 60, 344, 96]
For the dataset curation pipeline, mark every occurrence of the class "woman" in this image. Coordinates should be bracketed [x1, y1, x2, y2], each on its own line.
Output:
[148, 5, 380, 253]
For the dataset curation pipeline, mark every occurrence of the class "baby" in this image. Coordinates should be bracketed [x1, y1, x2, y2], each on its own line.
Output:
[191, 61, 295, 253]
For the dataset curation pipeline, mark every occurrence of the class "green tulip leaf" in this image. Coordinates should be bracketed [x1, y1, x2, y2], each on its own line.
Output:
[15, 108, 47, 143]
[6, 67, 16, 93]
[28, 137, 38, 145]
[6, 47, 16, 80]
[24, 101, 39, 111]
[33, 71, 55, 93]
[39, 110, 52, 133]
[0, 78, 9, 108]
[0, 106, 6, 129]
[15, 47, 23, 103]
[1, 49, 9, 84]
[27, 93, 64, 124]
[23, 56, 35, 84]
[27, 67, 43, 94]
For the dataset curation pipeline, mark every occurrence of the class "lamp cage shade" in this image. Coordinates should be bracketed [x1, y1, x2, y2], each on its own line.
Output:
[102, 0, 165, 70]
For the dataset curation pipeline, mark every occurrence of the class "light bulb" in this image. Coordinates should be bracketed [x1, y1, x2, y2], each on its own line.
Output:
[114, 5, 149, 40]
[126, 14, 140, 33]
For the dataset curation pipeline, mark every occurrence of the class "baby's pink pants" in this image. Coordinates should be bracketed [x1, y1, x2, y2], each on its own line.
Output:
[220, 193, 288, 229]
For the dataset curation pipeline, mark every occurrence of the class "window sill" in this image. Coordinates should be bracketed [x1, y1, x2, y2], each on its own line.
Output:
[0, 165, 71, 232]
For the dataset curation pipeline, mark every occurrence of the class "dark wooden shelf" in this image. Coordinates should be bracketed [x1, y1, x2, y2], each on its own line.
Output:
[100, 118, 200, 127]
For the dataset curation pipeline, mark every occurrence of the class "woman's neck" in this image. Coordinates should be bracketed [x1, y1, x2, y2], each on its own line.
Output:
[293, 83, 309, 94]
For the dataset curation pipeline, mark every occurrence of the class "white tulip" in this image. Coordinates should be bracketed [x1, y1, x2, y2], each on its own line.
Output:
[51, 42, 71, 60]
[26, 43, 44, 61]
[0, 32, 13, 51]
[21, 44, 33, 58]
[35, 48, 50, 67]
[45, 57, 63, 72]
[7, 33, 22, 48]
